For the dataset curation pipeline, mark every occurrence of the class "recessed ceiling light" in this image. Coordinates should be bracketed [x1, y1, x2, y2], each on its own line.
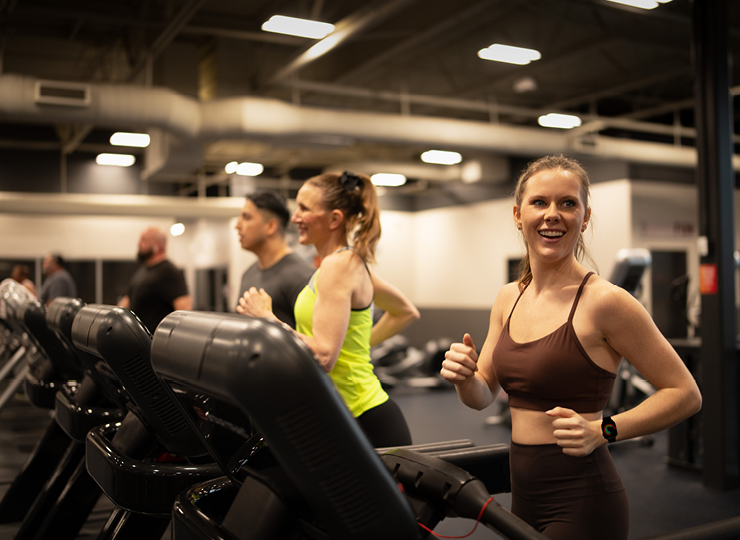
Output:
[478, 44, 541, 65]
[236, 162, 264, 176]
[170, 223, 185, 237]
[513, 76, 538, 94]
[110, 132, 150, 147]
[225, 161, 238, 174]
[421, 150, 463, 165]
[371, 173, 406, 187]
[538, 113, 582, 129]
[96, 153, 135, 167]
[262, 15, 334, 39]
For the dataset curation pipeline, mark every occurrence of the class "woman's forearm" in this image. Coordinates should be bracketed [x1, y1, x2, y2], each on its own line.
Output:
[370, 310, 420, 348]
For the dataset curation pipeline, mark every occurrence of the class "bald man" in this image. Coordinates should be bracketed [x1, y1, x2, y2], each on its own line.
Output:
[118, 227, 192, 332]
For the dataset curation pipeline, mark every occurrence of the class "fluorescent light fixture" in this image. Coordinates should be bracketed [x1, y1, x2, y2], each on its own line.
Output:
[170, 223, 185, 237]
[110, 132, 150, 147]
[96, 153, 135, 167]
[607, 0, 670, 9]
[478, 44, 541, 65]
[421, 150, 463, 165]
[236, 162, 264, 176]
[371, 173, 406, 187]
[538, 113, 582, 129]
[262, 15, 334, 39]
[225, 161, 239, 174]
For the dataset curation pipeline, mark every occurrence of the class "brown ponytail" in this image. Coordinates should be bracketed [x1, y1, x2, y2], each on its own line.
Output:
[305, 171, 381, 263]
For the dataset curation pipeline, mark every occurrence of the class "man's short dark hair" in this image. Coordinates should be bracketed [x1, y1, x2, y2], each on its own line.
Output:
[246, 191, 290, 231]
[51, 254, 65, 268]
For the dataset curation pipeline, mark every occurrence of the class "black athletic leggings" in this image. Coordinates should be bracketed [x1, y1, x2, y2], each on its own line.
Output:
[510, 442, 629, 540]
[356, 398, 412, 448]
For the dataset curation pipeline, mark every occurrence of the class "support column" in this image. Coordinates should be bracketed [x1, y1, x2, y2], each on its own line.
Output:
[692, 0, 739, 490]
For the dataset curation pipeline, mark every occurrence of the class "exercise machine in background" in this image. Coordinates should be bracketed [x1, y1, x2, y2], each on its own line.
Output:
[371, 335, 454, 390]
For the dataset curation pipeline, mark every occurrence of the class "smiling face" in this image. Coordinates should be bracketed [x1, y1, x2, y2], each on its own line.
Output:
[514, 168, 590, 265]
[291, 183, 332, 246]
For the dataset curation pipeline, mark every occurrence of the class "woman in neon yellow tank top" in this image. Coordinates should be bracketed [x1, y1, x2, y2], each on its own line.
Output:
[237, 171, 419, 448]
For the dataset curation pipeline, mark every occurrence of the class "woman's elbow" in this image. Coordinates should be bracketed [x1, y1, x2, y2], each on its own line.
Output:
[404, 307, 421, 327]
[402, 305, 421, 327]
[315, 351, 338, 373]
[687, 386, 702, 416]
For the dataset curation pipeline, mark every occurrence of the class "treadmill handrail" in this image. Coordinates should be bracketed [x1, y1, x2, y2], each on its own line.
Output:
[151, 310, 420, 540]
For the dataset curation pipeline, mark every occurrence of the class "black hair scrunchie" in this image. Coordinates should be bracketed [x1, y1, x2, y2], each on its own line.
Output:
[340, 171, 361, 192]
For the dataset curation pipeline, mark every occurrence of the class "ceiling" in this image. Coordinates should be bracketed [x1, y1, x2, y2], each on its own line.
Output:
[1, 0, 739, 203]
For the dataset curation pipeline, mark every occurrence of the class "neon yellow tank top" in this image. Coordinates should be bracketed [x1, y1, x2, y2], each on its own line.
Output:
[294, 269, 389, 417]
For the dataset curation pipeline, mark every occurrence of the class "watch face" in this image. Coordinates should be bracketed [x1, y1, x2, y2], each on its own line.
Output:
[602, 418, 617, 440]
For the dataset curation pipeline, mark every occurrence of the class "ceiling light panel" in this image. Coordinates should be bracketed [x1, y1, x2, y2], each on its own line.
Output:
[478, 44, 541, 65]
[96, 153, 136, 167]
[236, 162, 264, 176]
[262, 15, 334, 39]
[371, 173, 406, 187]
[421, 150, 462, 165]
[606, 0, 671, 9]
[538, 113, 582, 129]
[110, 132, 150, 147]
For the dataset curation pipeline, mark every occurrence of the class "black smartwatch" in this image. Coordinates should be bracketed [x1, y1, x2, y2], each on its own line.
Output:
[601, 416, 618, 443]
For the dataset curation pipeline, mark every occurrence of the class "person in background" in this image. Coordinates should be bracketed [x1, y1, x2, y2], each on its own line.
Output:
[39, 254, 76, 306]
[11, 264, 37, 297]
[238, 171, 420, 448]
[118, 227, 192, 332]
[236, 190, 313, 328]
[440, 154, 702, 540]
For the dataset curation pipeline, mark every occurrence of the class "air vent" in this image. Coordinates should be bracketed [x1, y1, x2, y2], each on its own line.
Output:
[34, 80, 91, 107]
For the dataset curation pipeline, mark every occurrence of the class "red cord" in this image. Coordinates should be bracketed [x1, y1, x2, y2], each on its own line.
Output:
[417, 496, 496, 539]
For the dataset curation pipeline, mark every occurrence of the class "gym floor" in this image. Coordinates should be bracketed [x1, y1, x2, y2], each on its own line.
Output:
[0, 388, 738, 540]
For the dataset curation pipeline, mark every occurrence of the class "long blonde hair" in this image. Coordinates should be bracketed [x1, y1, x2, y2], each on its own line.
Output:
[305, 171, 381, 263]
[514, 154, 595, 290]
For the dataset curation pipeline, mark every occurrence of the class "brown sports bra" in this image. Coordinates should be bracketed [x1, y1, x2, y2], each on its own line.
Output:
[491, 272, 616, 413]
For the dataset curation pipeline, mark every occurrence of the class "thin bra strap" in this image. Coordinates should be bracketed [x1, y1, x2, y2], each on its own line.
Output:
[309, 246, 371, 292]
[334, 245, 371, 276]
[568, 272, 595, 322]
[506, 282, 529, 322]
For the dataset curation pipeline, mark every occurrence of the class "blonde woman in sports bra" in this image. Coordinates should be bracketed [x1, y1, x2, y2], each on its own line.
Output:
[440, 154, 702, 540]
[238, 171, 420, 448]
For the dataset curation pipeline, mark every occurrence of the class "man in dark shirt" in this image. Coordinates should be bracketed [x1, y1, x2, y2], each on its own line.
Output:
[118, 227, 192, 332]
[236, 191, 313, 328]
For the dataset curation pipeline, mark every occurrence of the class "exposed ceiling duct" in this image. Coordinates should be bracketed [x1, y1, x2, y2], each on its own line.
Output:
[0, 191, 243, 217]
[1, 73, 739, 181]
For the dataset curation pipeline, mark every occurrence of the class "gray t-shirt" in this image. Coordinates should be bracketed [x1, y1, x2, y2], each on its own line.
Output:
[39, 269, 77, 304]
[239, 252, 314, 329]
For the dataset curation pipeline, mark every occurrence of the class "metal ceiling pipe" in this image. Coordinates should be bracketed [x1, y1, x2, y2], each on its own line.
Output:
[1, 73, 738, 176]
[199, 96, 568, 155]
[0, 74, 201, 138]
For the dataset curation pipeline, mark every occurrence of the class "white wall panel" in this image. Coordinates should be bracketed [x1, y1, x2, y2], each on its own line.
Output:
[411, 198, 523, 308]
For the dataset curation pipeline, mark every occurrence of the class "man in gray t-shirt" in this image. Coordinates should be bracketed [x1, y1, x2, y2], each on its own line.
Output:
[39, 253, 77, 306]
[235, 191, 313, 328]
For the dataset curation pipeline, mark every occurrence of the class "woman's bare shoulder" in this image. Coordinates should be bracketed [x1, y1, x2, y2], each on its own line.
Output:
[584, 273, 645, 318]
[318, 248, 366, 289]
[491, 281, 521, 315]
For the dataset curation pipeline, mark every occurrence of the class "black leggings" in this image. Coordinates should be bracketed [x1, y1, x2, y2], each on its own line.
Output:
[356, 398, 412, 448]
[510, 442, 629, 540]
